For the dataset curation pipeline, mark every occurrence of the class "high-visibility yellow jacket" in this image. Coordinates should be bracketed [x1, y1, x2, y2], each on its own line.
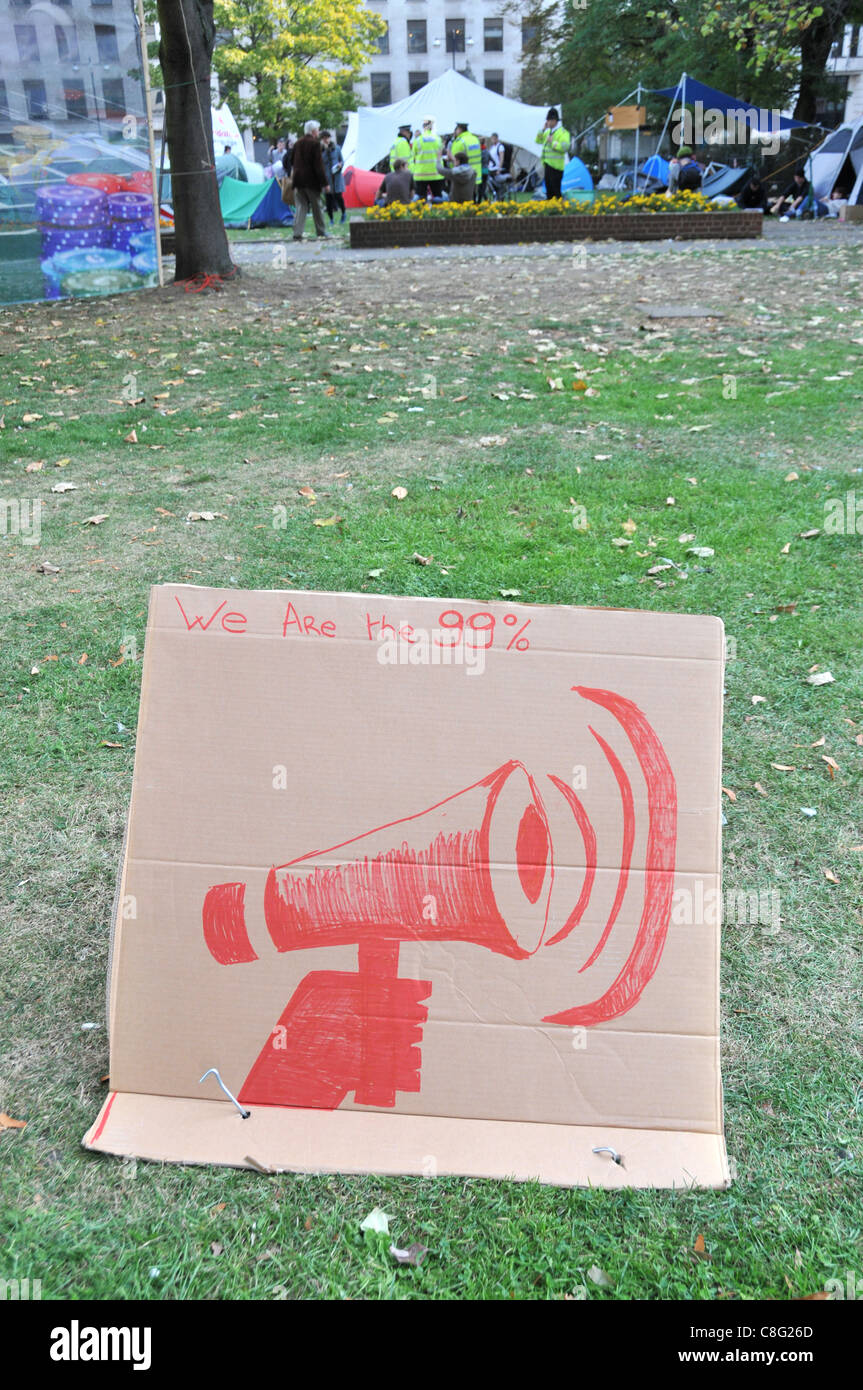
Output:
[451, 130, 482, 178]
[536, 124, 570, 171]
[412, 131, 442, 179]
[390, 135, 413, 169]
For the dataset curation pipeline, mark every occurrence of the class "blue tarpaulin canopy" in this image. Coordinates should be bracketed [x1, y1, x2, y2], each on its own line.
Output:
[653, 77, 807, 132]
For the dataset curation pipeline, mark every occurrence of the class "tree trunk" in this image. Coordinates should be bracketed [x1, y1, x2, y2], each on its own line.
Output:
[157, 0, 236, 282]
[793, 2, 850, 123]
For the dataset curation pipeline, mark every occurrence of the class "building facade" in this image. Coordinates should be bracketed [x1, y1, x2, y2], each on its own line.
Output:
[828, 22, 863, 123]
[0, 0, 147, 141]
[355, 1, 541, 106]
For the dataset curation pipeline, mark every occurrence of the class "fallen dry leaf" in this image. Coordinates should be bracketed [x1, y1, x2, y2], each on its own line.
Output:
[751, 695, 767, 705]
[722, 787, 737, 802]
[37, 562, 60, 574]
[298, 487, 316, 502]
[771, 764, 796, 772]
[411, 552, 432, 565]
[78, 654, 88, 665]
[821, 756, 839, 777]
[587, 1265, 613, 1289]
[754, 782, 768, 796]
[0, 1113, 26, 1130]
[693, 1233, 711, 1259]
[124, 430, 138, 444]
[806, 672, 834, 686]
[51, 481, 77, 493]
[100, 741, 122, 748]
[389, 1242, 428, 1267]
[25, 460, 44, 472]
[391, 486, 408, 500]
[799, 529, 820, 540]
[823, 867, 840, 884]
[312, 515, 342, 527]
[186, 511, 226, 523]
[82, 515, 109, 527]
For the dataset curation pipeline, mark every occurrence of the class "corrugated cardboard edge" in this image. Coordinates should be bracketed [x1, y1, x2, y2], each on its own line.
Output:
[83, 1093, 730, 1189]
[105, 591, 160, 1042]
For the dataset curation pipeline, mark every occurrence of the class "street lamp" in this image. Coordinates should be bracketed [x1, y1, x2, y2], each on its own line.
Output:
[433, 33, 475, 70]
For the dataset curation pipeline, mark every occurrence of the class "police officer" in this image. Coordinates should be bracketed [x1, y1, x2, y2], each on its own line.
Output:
[390, 123, 413, 171]
[450, 121, 482, 198]
[536, 107, 570, 200]
[412, 116, 444, 200]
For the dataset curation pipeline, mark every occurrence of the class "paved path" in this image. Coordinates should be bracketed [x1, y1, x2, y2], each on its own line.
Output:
[221, 218, 863, 269]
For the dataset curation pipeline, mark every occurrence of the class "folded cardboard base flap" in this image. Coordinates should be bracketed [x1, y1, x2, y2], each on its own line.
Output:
[84, 1092, 730, 1190]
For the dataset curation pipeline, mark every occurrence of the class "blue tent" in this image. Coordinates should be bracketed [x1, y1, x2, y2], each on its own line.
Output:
[653, 77, 807, 133]
[561, 155, 594, 194]
[641, 154, 669, 182]
[248, 178, 294, 227]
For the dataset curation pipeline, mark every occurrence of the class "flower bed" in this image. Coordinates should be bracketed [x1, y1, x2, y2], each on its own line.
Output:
[351, 203, 762, 250]
[365, 191, 721, 222]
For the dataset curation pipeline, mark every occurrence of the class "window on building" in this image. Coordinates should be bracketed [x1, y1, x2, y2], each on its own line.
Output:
[102, 78, 126, 118]
[522, 18, 540, 52]
[370, 73, 391, 106]
[484, 70, 504, 95]
[94, 24, 120, 64]
[64, 81, 88, 120]
[15, 25, 40, 63]
[23, 80, 48, 120]
[408, 71, 428, 95]
[92, 0, 115, 6]
[407, 19, 427, 53]
[446, 18, 465, 53]
[484, 18, 504, 52]
[55, 24, 80, 62]
[375, 23, 389, 54]
[0, 82, 9, 120]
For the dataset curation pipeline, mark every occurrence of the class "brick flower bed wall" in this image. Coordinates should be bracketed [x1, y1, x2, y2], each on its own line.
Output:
[351, 211, 762, 249]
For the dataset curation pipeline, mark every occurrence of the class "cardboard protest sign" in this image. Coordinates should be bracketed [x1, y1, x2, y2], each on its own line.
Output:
[85, 585, 729, 1188]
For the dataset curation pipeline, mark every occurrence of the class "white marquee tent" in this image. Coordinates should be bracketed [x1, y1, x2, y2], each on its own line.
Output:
[342, 68, 559, 170]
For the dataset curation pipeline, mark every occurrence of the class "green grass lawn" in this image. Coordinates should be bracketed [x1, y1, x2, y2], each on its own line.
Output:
[1, 236, 861, 1300]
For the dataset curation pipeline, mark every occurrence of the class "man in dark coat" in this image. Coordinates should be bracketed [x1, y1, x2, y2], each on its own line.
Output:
[289, 120, 331, 242]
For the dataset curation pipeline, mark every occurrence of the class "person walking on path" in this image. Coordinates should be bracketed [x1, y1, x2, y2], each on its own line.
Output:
[320, 130, 347, 224]
[536, 107, 570, 200]
[290, 120, 331, 242]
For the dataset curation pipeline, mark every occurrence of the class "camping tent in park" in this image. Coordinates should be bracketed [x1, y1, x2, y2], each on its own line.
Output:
[652, 75, 809, 141]
[219, 176, 293, 228]
[807, 117, 863, 203]
[343, 167, 385, 208]
[561, 156, 593, 194]
[342, 68, 559, 173]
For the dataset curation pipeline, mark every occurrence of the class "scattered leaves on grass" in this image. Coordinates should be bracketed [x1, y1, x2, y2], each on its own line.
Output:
[621, 518, 637, 534]
[611, 537, 631, 548]
[0, 1113, 26, 1131]
[78, 654, 88, 666]
[771, 763, 796, 772]
[298, 487, 316, 502]
[784, 471, 799, 481]
[124, 430, 138, 444]
[313, 515, 342, 527]
[823, 867, 840, 884]
[806, 671, 834, 686]
[754, 782, 768, 796]
[822, 756, 840, 778]
[693, 1233, 711, 1259]
[722, 787, 737, 802]
[411, 552, 432, 566]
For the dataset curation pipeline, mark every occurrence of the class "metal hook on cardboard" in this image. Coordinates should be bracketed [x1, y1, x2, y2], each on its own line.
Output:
[592, 1145, 624, 1166]
[199, 1068, 250, 1118]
